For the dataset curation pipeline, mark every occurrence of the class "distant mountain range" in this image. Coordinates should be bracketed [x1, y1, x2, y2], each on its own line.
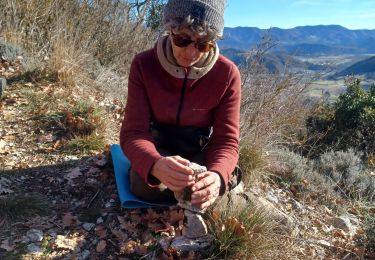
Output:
[219, 25, 375, 56]
[219, 25, 375, 79]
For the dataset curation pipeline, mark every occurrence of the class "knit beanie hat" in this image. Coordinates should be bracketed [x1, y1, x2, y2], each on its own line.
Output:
[163, 0, 225, 35]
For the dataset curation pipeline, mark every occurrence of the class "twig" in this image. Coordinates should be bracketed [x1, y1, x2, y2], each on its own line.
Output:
[87, 189, 101, 208]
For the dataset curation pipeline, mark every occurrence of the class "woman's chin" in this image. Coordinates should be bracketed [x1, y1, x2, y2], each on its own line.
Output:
[177, 58, 198, 68]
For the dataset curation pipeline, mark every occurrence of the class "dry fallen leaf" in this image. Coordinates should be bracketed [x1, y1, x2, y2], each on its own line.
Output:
[211, 209, 221, 221]
[119, 240, 138, 255]
[226, 217, 246, 236]
[169, 209, 184, 225]
[143, 208, 159, 223]
[65, 167, 82, 181]
[93, 156, 107, 167]
[135, 244, 148, 255]
[111, 228, 128, 241]
[62, 212, 76, 228]
[333, 229, 347, 239]
[96, 240, 106, 253]
[95, 225, 107, 239]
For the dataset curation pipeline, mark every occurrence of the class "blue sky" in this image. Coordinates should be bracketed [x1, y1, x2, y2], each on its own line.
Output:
[224, 0, 375, 29]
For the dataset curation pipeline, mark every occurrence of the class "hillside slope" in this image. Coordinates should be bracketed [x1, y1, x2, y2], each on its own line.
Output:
[337, 56, 375, 77]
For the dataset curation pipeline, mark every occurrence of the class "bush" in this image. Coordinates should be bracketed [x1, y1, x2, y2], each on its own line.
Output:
[315, 149, 375, 201]
[306, 77, 375, 156]
[0, 41, 24, 61]
[364, 213, 375, 253]
[269, 148, 342, 204]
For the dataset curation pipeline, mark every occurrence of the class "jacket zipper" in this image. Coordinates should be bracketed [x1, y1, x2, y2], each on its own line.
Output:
[176, 71, 188, 126]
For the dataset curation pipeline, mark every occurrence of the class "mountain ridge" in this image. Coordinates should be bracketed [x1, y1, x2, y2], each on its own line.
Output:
[220, 25, 375, 55]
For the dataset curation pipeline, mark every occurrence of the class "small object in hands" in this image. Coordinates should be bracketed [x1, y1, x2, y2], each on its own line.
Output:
[0, 78, 6, 97]
[175, 162, 207, 213]
[173, 162, 212, 249]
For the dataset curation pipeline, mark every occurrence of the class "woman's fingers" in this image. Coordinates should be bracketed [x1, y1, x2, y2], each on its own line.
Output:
[167, 156, 194, 175]
[151, 156, 195, 192]
[190, 171, 221, 208]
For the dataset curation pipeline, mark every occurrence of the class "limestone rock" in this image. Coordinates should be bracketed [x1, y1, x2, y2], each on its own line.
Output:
[329, 214, 359, 235]
[27, 243, 43, 254]
[82, 223, 95, 232]
[184, 210, 208, 239]
[26, 229, 43, 242]
[171, 235, 213, 252]
[244, 191, 297, 234]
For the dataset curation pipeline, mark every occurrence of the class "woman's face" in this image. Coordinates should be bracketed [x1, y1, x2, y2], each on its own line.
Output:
[170, 28, 209, 68]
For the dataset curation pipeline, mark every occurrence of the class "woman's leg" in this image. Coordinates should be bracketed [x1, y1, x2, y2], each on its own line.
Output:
[129, 169, 176, 203]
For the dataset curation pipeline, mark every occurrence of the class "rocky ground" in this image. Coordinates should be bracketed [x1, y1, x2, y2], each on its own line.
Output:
[0, 62, 374, 259]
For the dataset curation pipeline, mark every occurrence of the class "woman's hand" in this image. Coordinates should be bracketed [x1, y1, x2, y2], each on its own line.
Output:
[151, 156, 195, 192]
[190, 171, 222, 209]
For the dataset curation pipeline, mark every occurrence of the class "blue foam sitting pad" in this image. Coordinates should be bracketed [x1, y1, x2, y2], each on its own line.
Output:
[110, 144, 174, 208]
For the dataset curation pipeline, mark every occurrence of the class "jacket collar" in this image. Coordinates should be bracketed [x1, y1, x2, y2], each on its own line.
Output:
[156, 34, 219, 79]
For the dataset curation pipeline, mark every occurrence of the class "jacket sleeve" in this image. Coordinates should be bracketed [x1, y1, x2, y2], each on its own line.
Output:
[206, 63, 241, 190]
[119, 56, 162, 184]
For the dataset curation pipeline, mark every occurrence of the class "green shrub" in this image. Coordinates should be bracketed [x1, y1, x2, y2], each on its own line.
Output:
[306, 77, 375, 156]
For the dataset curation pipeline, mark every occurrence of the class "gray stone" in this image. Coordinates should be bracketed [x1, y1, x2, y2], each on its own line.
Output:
[184, 210, 208, 239]
[77, 249, 91, 260]
[171, 235, 213, 252]
[105, 199, 116, 208]
[82, 223, 95, 232]
[315, 240, 333, 248]
[26, 229, 43, 242]
[266, 191, 279, 204]
[329, 215, 358, 235]
[230, 180, 244, 195]
[0, 78, 6, 96]
[244, 191, 297, 234]
[291, 199, 307, 213]
[27, 243, 43, 254]
[159, 237, 172, 251]
[96, 217, 104, 224]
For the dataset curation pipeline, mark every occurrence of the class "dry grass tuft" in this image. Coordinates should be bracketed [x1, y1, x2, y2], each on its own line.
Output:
[0, 193, 49, 223]
[0, 0, 157, 97]
[239, 38, 313, 151]
[205, 202, 277, 259]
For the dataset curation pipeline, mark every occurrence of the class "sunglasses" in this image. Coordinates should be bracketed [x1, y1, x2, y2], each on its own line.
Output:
[171, 32, 214, 52]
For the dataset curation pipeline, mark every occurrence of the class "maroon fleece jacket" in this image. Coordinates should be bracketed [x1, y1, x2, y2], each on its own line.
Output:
[120, 46, 241, 189]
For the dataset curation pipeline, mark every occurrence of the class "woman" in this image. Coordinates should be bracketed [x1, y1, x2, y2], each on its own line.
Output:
[120, 0, 241, 209]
